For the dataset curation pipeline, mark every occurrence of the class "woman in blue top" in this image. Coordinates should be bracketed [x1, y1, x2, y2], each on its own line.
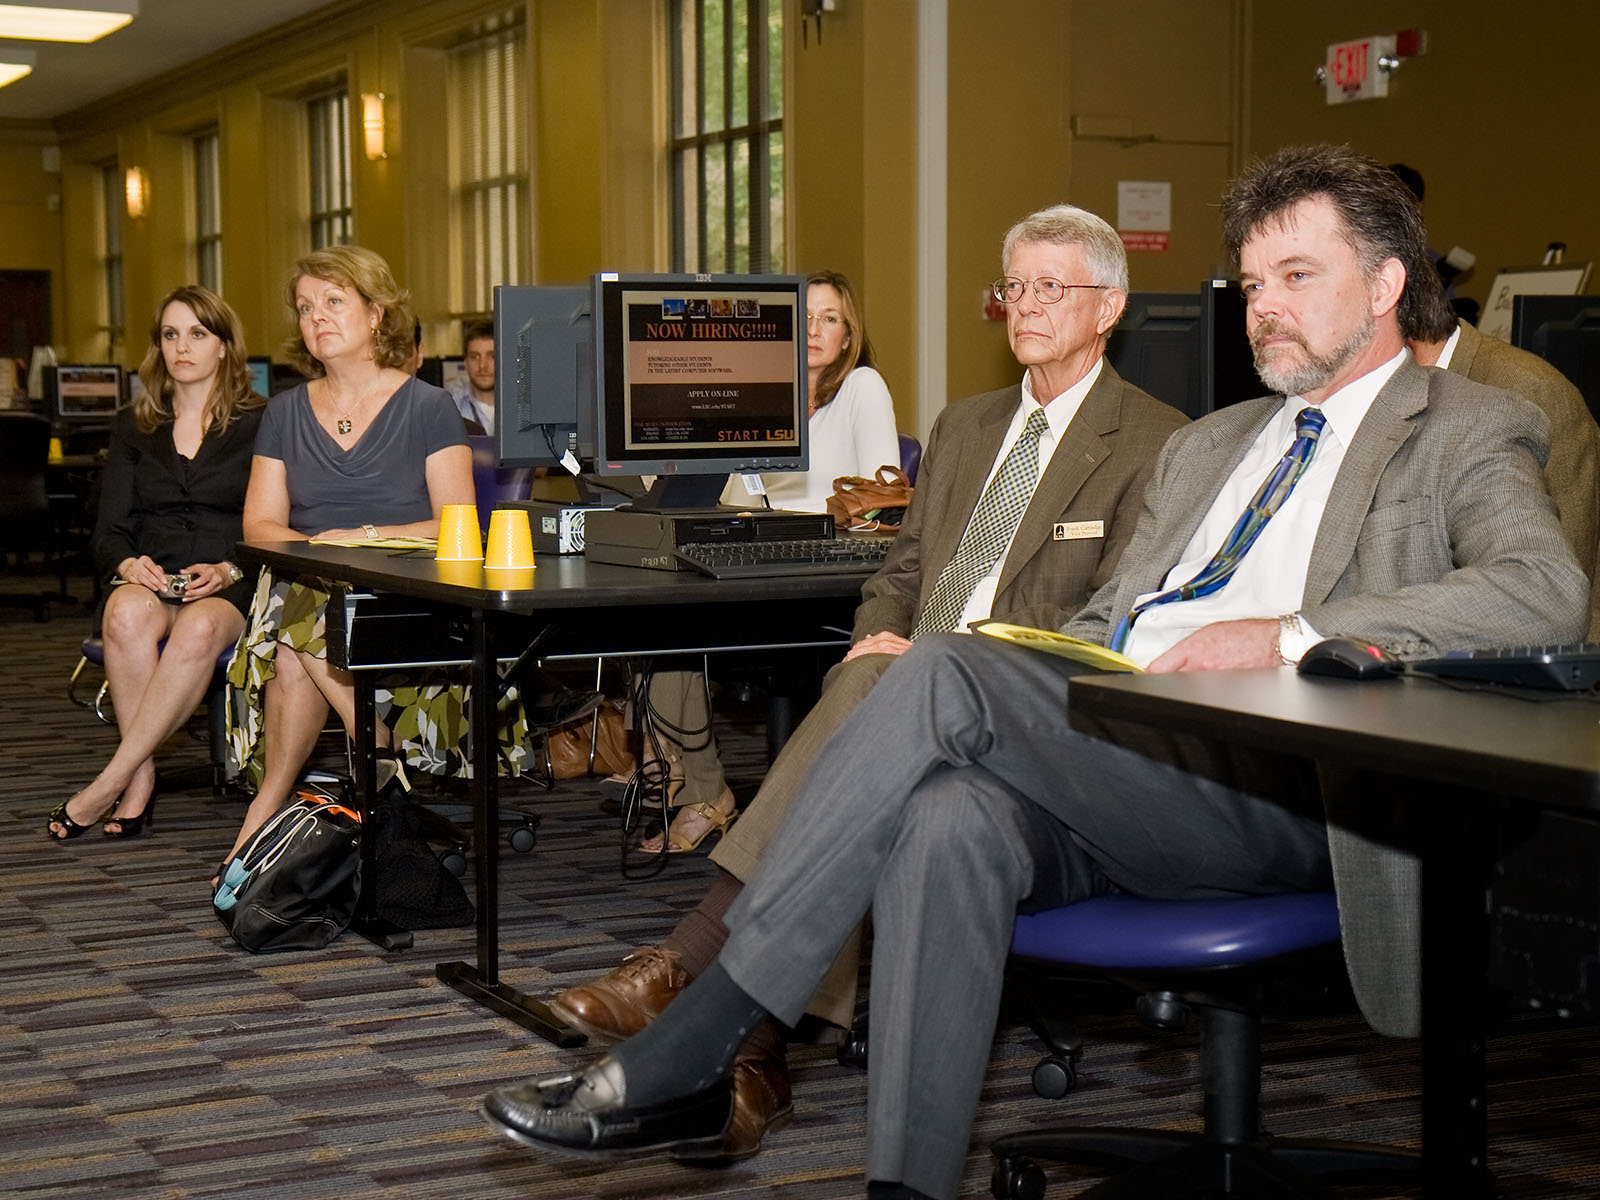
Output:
[48, 286, 263, 840]
[222, 245, 474, 875]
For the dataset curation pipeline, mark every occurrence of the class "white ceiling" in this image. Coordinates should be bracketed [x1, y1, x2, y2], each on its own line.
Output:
[0, 0, 338, 122]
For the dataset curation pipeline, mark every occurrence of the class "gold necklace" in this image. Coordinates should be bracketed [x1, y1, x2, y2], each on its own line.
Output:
[330, 389, 365, 435]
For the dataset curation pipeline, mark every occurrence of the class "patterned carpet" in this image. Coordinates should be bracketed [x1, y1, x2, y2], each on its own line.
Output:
[3, 566, 1599, 1199]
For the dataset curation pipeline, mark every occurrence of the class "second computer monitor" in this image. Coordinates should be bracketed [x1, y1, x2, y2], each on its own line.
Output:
[494, 284, 595, 471]
[1511, 294, 1600, 423]
[591, 272, 807, 510]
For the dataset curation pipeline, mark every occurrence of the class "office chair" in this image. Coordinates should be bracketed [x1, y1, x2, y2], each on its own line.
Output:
[990, 891, 1420, 1198]
[0, 411, 61, 620]
[68, 635, 238, 798]
[898, 433, 923, 485]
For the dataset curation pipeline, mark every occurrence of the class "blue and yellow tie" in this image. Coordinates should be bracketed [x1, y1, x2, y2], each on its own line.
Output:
[1111, 406, 1328, 653]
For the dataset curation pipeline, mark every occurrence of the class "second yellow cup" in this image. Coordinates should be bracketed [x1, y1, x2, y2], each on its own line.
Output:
[484, 508, 535, 570]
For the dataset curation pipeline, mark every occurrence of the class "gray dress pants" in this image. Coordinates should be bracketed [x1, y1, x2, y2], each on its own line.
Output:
[718, 633, 1331, 1200]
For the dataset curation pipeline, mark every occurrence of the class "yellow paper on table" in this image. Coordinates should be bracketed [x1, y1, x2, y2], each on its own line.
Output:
[975, 621, 1143, 673]
[309, 535, 439, 550]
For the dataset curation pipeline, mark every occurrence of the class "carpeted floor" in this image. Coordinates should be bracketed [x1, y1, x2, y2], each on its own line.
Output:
[3, 565, 1599, 1199]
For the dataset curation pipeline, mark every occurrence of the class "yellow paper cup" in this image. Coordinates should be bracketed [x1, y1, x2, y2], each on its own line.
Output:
[481, 566, 535, 590]
[48, 437, 64, 464]
[484, 508, 535, 570]
[436, 504, 483, 561]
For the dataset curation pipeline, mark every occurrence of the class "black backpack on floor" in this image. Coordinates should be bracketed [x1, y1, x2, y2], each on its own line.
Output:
[213, 785, 362, 953]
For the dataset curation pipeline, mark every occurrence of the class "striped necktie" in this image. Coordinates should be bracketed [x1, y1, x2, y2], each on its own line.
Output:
[913, 407, 1051, 638]
[1111, 406, 1328, 653]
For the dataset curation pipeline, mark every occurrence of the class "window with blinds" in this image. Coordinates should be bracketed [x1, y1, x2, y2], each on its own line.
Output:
[192, 129, 222, 292]
[307, 89, 352, 248]
[99, 162, 123, 349]
[669, 0, 784, 274]
[450, 15, 527, 315]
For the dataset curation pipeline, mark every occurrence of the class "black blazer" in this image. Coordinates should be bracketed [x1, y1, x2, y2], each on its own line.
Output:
[90, 407, 263, 611]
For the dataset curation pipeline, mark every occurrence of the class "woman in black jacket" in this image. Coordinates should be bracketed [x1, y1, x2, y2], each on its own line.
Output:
[48, 285, 264, 839]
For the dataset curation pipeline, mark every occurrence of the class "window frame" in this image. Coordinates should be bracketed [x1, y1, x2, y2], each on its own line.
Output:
[305, 88, 352, 249]
[191, 127, 222, 292]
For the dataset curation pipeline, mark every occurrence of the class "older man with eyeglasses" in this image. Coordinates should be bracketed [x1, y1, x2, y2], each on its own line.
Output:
[536, 203, 1189, 1161]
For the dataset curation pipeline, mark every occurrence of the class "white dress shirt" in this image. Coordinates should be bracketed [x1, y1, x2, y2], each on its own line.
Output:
[1121, 349, 1408, 667]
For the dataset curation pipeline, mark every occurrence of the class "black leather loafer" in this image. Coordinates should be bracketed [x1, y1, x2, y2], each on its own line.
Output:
[482, 1057, 733, 1161]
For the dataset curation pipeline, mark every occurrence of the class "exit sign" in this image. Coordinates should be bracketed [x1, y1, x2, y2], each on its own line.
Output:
[1324, 35, 1396, 104]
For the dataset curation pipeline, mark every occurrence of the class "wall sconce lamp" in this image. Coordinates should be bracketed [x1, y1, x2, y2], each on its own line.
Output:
[0, 1, 137, 44]
[0, 45, 35, 87]
[362, 92, 386, 160]
[124, 165, 147, 219]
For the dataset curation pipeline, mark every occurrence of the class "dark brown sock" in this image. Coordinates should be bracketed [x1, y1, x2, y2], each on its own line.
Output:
[663, 868, 742, 979]
[739, 1012, 787, 1063]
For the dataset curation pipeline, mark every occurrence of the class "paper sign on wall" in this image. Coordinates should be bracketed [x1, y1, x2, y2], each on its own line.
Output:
[1117, 181, 1171, 253]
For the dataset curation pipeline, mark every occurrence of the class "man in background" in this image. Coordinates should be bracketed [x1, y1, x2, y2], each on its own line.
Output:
[453, 318, 496, 434]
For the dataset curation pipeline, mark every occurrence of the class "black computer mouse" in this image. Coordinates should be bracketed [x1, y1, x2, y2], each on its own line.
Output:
[1296, 636, 1402, 680]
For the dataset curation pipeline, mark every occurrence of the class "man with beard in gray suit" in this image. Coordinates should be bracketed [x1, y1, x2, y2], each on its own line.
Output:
[482, 145, 1589, 1200]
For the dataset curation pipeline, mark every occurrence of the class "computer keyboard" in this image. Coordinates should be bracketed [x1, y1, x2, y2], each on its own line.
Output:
[674, 536, 893, 580]
[1407, 643, 1600, 691]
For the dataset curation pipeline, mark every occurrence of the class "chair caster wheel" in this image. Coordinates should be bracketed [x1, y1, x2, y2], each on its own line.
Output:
[1031, 1054, 1076, 1099]
[508, 821, 537, 853]
[991, 1154, 1046, 1200]
[439, 847, 468, 877]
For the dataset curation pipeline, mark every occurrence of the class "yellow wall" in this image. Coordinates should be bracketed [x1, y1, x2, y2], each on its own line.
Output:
[1247, 1, 1600, 315]
[3, 0, 1598, 412]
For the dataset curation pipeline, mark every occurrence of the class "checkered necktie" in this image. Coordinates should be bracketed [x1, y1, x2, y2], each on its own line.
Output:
[1111, 406, 1328, 653]
[913, 407, 1051, 638]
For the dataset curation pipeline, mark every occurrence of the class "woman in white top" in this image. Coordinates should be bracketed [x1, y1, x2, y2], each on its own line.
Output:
[642, 272, 900, 853]
[724, 270, 901, 512]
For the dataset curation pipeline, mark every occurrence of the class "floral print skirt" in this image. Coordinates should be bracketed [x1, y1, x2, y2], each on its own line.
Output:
[224, 569, 530, 786]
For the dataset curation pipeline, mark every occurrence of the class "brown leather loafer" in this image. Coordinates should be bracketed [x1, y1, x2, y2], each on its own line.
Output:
[548, 946, 690, 1043]
[675, 1039, 793, 1162]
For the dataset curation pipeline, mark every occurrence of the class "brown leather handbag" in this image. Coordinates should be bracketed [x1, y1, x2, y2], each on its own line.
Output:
[546, 700, 636, 779]
[826, 465, 914, 532]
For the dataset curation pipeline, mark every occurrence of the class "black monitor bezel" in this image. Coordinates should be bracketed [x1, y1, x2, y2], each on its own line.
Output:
[45, 363, 122, 425]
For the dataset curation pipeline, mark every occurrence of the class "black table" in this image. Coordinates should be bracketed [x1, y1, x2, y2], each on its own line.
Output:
[1065, 668, 1600, 1199]
[235, 540, 865, 1044]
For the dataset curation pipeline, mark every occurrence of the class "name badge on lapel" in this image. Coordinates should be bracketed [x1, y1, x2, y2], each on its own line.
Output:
[1053, 520, 1104, 541]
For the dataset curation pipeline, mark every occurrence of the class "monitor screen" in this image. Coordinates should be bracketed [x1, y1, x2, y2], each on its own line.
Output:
[418, 356, 469, 394]
[246, 356, 273, 398]
[494, 284, 595, 470]
[1511, 294, 1600, 423]
[592, 272, 807, 509]
[45, 364, 121, 425]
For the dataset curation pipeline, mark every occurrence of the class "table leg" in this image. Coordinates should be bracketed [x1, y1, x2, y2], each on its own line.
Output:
[1420, 798, 1494, 1197]
[435, 607, 585, 1046]
[348, 668, 413, 951]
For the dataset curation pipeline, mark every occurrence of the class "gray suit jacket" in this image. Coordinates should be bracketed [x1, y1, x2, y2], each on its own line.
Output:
[1448, 319, 1600, 636]
[1063, 358, 1590, 1036]
[852, 362, 1188, 642]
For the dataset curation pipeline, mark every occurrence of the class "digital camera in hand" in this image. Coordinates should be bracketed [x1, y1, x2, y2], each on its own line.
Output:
[161, 572, 194, 599]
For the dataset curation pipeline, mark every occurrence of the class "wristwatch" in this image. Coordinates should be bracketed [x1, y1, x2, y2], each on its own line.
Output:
[1275, 612, 1314, 665]
[223, 562, 245, 584]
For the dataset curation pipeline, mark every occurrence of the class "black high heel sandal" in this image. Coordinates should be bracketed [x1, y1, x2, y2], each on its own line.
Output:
[46, 800, 95, 840]
[103, 796, 156, 839]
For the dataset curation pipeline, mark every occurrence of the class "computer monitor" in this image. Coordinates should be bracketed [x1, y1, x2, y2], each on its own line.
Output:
[44, 364, 121, 426]
[418, 355, 469, 394]
[494, 284, 596, 471]
[246, 355, 273, 398]
[1104, 281, 1262, 419]
[591, 272, 808, 510]
[1511, 294, 1600, 423]
[1199, 279, 1265, 413]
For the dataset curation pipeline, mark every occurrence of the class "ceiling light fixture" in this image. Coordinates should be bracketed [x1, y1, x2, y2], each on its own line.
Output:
[0, 45, 35, 86]
[0, 1, 137, 44]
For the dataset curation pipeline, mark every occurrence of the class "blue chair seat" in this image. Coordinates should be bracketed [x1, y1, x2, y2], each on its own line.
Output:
[991, 889, 1420, 1198]
[1010, 891, 1342, 971]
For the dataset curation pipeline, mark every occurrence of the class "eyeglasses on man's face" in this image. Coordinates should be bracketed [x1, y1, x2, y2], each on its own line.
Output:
[991, 277, 1108, 305]
[806, 311, 845, 329]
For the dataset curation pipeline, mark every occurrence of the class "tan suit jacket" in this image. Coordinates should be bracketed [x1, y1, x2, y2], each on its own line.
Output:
[1447, 319, 1600, 635]
[852, 363, 1189, 642]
